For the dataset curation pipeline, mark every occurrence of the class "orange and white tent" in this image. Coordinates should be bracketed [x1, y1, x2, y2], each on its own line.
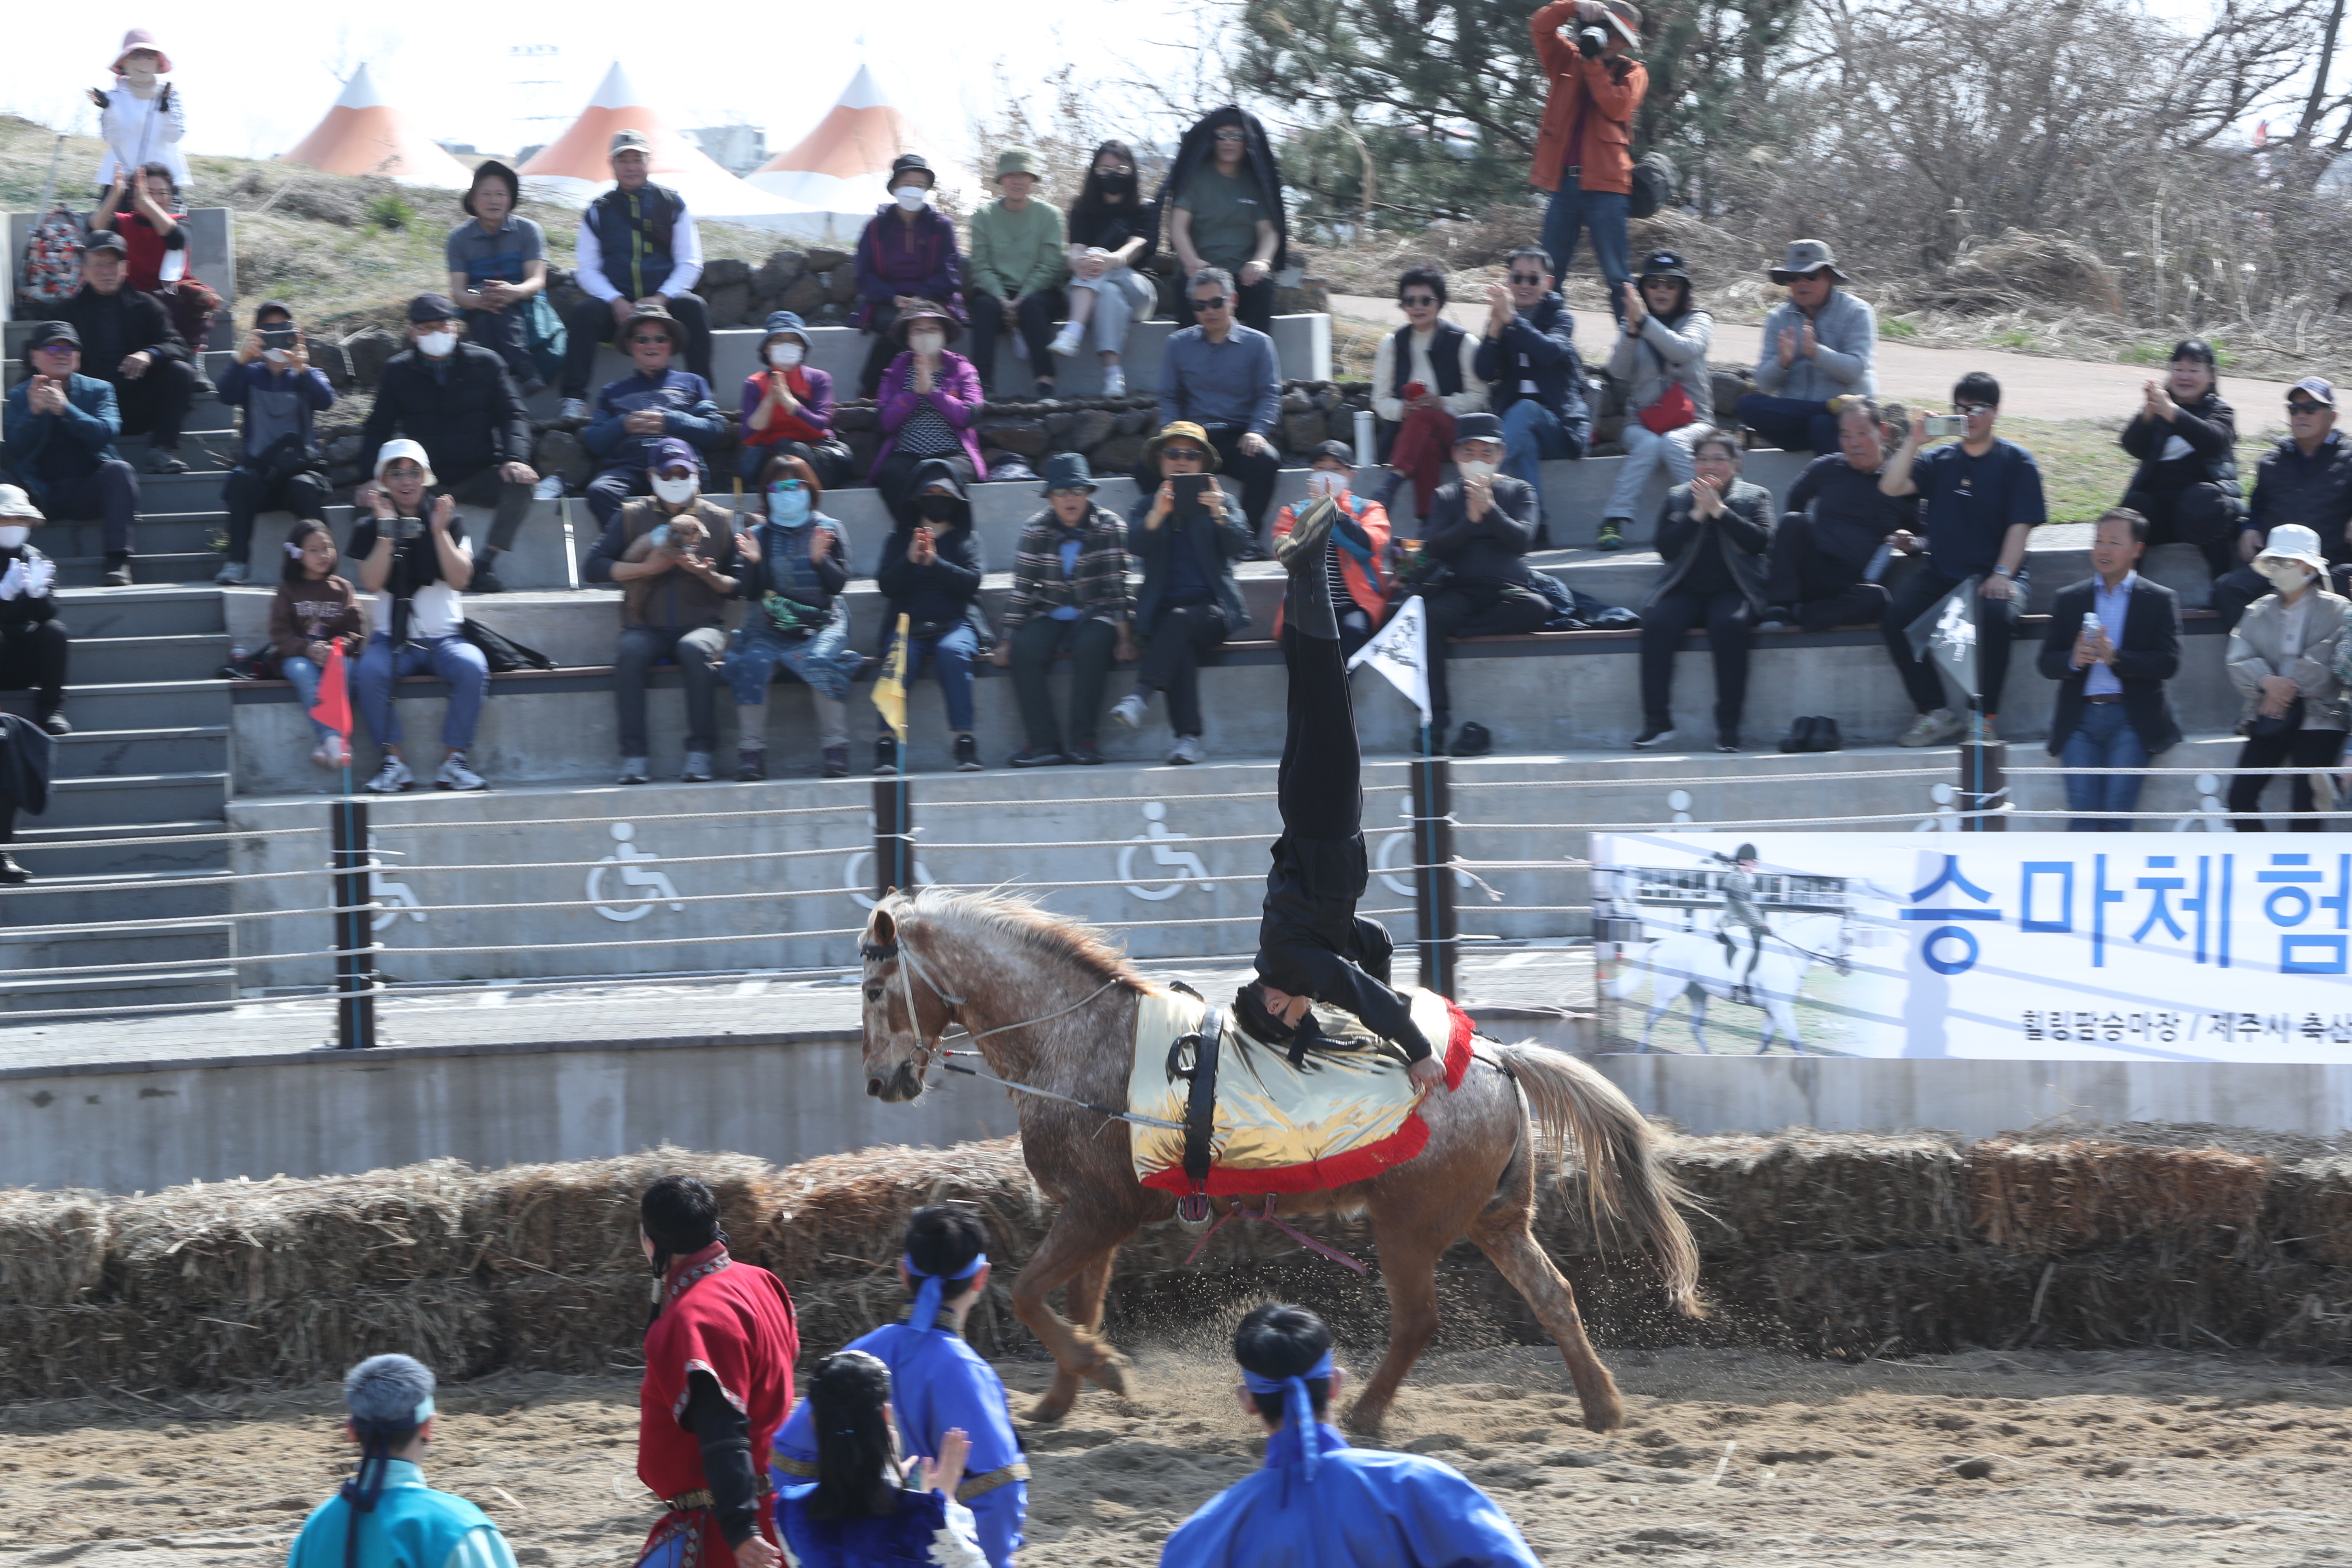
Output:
[747, 65, 970, 242]
[283, 65, 473, 188]
[517, 62, 812, 229]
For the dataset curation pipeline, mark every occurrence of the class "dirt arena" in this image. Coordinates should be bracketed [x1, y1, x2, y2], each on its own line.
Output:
[3, 1342, 2346, 1568]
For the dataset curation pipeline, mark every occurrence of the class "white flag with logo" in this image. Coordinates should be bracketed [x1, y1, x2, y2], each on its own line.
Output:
[1348, 594, 1432, 724]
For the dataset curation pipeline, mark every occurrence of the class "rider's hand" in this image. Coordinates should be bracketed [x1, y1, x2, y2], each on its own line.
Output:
[1408, 1055, 1445, 1091]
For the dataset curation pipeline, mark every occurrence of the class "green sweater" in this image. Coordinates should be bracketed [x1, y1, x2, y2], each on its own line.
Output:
[967, 199, 1067, 300]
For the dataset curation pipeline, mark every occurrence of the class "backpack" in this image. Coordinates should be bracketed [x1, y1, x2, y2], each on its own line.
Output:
[18, 207, 83, 306]
[1628, 151, 1677, 221]
[521, 291, 567, 382]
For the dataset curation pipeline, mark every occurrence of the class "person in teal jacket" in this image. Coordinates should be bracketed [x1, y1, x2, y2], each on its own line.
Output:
[287, 1355, 519, 1568]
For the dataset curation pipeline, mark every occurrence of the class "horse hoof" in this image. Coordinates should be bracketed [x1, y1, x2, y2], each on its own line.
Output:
[1579, 1396, 1626, 1433]
[1340, 1399, 1387, 1437]
[1027, 1389, 1076, 1424]
[1083, 1353, 1130, 1396]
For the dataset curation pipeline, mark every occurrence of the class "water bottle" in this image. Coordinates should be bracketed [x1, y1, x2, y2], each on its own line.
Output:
[229, 641, 249, 664]
[2081, 611, 2102, 641]
[1354, 408, 1376, 469]
[1862, 541, 1894, 583]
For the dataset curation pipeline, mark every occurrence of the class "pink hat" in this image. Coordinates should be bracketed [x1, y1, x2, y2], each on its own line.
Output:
[111, 29, 173, 76]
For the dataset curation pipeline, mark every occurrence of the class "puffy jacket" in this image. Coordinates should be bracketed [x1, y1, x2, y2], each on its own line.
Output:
[359, 342, 531, 480]
[1529, 2, 1648, 194]
[1, 374, 122, 501]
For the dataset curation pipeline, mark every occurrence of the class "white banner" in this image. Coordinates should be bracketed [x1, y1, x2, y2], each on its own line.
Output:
[1349, 593, 1431, 723]
[1592, 831, 2352, 1063]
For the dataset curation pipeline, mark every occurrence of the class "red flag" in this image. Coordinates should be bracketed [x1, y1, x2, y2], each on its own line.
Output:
[309, 641, 352, 740]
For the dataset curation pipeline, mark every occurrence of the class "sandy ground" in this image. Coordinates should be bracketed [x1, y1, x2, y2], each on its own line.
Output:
[4, 1343, 2347, 1567]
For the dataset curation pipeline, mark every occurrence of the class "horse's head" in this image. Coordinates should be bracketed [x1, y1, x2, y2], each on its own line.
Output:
[859, 894, 958, 1103]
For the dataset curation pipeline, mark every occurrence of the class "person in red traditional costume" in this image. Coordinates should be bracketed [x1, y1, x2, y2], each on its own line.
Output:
[633, 1174, 800, 1568]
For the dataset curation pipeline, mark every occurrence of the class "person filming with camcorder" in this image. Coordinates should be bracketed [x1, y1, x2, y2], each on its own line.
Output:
[349, 439, 491, 794]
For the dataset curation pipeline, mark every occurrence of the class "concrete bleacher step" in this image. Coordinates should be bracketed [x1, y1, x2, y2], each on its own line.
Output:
[41, 770, 231, 830]
[68, 634, 230, 687]
[52, 550, 225, 590]
[9, 820, 230, 880]
[52, 724, 232, 779]
[0, 867, 232, 928]
[53, 584, 226, 638]
[0, 907, 237, 1013]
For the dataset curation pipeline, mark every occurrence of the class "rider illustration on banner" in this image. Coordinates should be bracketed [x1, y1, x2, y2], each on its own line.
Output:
[1710, 843, 1773, 1005]
[587, 822, 685, 922]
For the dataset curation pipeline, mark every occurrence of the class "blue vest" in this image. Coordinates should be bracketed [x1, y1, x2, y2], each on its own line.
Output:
[287, 1463, 507, 1568]
[1387, 319, 1468, 403]
[587, 184, 684, 300]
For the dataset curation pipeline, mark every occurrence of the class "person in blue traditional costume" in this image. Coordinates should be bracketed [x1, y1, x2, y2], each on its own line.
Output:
[771, 1205, 1029, 1565]
[286, 1354, 520, 1568]
[771, 1349, 989, 1568]
[1158, 1305, 1543, 1568]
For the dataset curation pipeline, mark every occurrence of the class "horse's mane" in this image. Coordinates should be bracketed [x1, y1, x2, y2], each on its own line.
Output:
[900, 887, 1151, 993]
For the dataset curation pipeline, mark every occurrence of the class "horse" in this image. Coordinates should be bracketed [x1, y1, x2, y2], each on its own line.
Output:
[1611, 915, 1851, 1055]
[856, 887, 1703, 1436]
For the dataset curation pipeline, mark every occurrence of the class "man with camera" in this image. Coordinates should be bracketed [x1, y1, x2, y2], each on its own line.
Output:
[213, 301, 335, 585]
[357, 295, 538, 594]
[1529, 0, 1647, 323]
[349, 440, 489, 794]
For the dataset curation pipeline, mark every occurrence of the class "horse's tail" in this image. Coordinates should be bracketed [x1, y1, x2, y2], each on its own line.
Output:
[1491, 1042, 1706, 1318]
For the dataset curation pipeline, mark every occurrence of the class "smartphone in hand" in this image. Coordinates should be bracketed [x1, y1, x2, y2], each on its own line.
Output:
[1172, 473, 1211, 508]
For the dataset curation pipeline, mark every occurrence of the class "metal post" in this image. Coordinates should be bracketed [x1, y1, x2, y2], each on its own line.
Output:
[1409, 754, 1459, 997]
[872, 776, 914, 899]
[1957, 733, 2007, 832]
[330, 797, 377, 1048]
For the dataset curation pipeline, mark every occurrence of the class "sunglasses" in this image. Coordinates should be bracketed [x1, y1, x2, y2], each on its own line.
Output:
[2290, 400, 2330, 414]
[1161, 447, 1207, 461]
[1955, 403, 1994, 417]
[629, 334, 674, 346]
[1213, 128, 1247, 142]
[1401, 294, 1439, 307]
[1047, 486, 1093, 498]
[1508, 272, 1544, 285]
[1192, 296, 1230, 310]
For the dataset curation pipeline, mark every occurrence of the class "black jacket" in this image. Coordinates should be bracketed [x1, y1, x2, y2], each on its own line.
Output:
[2246, 433, 2352, 562]
[1129, 484, 1254, 630]
[0, 711, 54, 815]
[56, 283, 190, 382]
[2120, 391, 2240, 498]
[1255, 837, 1431, 1061]
[1471, 291, 1590, 430]
[2037, 575, 2183, 756]
[1422, 475, 1540, 587]
[1647, 479, 1776, 615]
[1154, 107, 1289, 272]
[359, 342, 531, 481]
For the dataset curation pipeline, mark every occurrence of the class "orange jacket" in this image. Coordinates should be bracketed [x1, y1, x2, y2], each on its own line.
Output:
[1271, 492, 1391, 636]
[1529, 1, 1648, 195]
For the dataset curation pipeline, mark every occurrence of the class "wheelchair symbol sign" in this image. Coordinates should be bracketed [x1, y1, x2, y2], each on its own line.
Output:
[587, 822, 687, 921]
[1121, 801, 1210, 900]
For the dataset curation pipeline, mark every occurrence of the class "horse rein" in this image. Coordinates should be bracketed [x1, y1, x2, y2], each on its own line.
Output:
[862, 922, 1126, 1072]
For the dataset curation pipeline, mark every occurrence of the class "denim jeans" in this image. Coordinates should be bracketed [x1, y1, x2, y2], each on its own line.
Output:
[280, 653, 344, 743]
[2059, 702, 2150, 830]
[876, 621, 979, 733]
[1539, 186, 1632, 316]
[615, 623, 728, 757]
[355, 634, 490, 752]
[1499, 398, 1578, 520]
[1607, 420, 1704, 522]
[1734, 394, 1841, 457]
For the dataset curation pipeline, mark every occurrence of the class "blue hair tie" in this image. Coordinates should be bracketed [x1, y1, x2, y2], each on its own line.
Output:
[1241, 1349, 1335, 1479]
[905, 1250, 987, 1332]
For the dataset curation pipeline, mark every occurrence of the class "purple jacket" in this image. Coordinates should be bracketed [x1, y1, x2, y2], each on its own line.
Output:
[870, 351, 985, 480]
[853, 205, 964, 328]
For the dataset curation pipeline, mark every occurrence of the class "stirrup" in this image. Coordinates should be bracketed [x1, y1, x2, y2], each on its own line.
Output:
[1176, 1189, 1214, 1226]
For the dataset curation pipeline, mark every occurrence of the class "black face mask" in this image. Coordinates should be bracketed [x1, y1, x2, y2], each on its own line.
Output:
[1096, 172, 1135, 194]
[917, 495, 959, 522]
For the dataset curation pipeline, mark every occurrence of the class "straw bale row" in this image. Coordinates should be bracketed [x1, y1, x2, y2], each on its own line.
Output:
[1969, 1139, 2270, 1258]
[0, 1188, 111, 1306]
[474, 1150, 777, 1275]
[2267, 1157, 2352, 1268]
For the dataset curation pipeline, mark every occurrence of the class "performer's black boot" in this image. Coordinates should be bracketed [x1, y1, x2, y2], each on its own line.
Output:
[1278, 496, 1341, 642]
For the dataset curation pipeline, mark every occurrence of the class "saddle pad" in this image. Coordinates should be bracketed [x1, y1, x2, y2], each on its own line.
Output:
[1127, 986, 1475, 1195]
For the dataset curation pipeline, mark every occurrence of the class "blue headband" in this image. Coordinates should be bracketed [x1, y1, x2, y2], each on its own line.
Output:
[1241, 1349, 1335, 1479]
[905, 1251, 987, 1332]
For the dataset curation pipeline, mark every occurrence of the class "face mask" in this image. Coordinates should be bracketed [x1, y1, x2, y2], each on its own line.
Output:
[768, 343, 804, 369]
[651, 474, 699, 506]
[918, 495, 959, 522]
[0, 527, 28, 550]
[767, 484, 812, 526]
[1458, 460, 1499, 481]
[1307, 472, 1348, 498]
[909, 330, 946, 358]
[1097, 171, 1135, 192]
[417, 330, 456, 359]
[2258, 559, 2314, 591]
[893, 186, 929, 212]
[122, 64, 159, 89]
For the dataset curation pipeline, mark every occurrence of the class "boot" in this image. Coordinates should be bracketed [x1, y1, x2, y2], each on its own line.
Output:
[735, 747, 767, 782]
[1278, 497, 1340, 641]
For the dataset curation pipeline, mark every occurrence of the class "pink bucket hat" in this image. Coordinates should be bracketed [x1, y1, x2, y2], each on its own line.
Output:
[111, 29, 173, 75]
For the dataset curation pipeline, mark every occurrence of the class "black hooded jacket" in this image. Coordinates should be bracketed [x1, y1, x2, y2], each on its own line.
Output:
[875, 458, 986, 638]
[1153, 107, 1290, 274]
[1254, 833, 1432, 1060]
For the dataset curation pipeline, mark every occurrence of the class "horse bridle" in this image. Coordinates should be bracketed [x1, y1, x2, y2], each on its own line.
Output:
[862, 918, 1124, 1071]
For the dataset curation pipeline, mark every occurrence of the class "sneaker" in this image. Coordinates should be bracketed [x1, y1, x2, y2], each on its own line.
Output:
[737, 747, 769, 782]
[1110, 692, 1147, 730]
[364, 756, 415, 794]
[102, 557, 134, 587]
[820, 744, 849, 779]
[1632, 725, 1678, 750]
[1899, 709, 1963, 748]
[558, 397, 593, 423]
[1166, 734, 1203, 765]
[874, 735, 899, 775]
[1595, 518, 1628, 551]
[1101, 366, 1126, 398]
[1009, 745, 1068, 768]
[310, 738, 339, 770]
[38, 712, 70, 738]
[214, 559, 249, 586]
[1070, 743, 1105, 765]
[1049, 324, 1084, 358]
[192, 376, 218, 401]
[0, 852, 29, 884]
[468, 552, 505, 594]
[617, 756, 650, 784]
[435, 752, 486, 791]
[954, 734, 984, 772]
[1716, 732, 1741, 753]
[681, 751, 715, 783]
[521, 376, 548, 400]
[139, 446, 188, 475]
[1449, 721, 1494, 758]
[1757, 604, 1795, 631]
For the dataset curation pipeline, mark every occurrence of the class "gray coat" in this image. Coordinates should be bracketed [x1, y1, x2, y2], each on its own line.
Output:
[1752, 289, 1877, 402]
[2229, 587, 2350, 732]
[1606, 309, 1714, 428]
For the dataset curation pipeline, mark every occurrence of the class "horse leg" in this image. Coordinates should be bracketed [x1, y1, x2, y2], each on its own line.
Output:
[1467, 1213, 1625, 1433]
[1044, 1250, 1126, 1412]
[1009, 1215, 1133, 1423]
[1341, 1223, 1454, 1438]
[1688, 985, 1711, 1054]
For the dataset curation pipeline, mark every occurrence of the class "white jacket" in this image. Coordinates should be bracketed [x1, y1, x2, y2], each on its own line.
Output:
[97, 83, 189, 188]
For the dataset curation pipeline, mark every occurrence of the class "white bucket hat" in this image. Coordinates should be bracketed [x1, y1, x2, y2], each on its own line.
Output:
[2255, 523, 2329, 575]
[373, 438, 436, 487]
[0, 485, 41, 521]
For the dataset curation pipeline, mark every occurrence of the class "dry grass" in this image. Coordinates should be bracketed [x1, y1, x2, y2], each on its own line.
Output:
[1969, 1139, 2270, 1259]
[0, 1189, 110, 1307]
[473, 1149, 775, 1276]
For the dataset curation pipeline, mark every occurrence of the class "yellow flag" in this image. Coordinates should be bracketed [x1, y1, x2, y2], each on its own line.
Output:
[872, 613, 911, 743]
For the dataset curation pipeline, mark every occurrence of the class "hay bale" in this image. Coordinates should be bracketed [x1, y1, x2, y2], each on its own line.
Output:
[753, 1139, 1052, 1286]
[163, 1278, 497, 1390]
[1970, 1139, 2269, 1257]
[490, 1269, 650, 1374]
[2269, 1158, 2352, 1266]
[0, 1301, 153, 1400]
[1917, 228, 2124, 317]
[1661, 1133, 1969, 1255]
[473, 1149, 776, 1275]
[0, 1188, 111, 1305]
[112, 1161, 477, 1309]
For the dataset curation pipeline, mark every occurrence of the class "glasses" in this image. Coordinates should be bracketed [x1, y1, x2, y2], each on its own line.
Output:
[1508, 272, 1544, 285]
[1161, 447, 1207, 461]
[1213, 128, 1247, 142]
[1192, 296, 1230, 310]
[1401, 294, 1439, 307]
[1047, 487, 1091, 498]
[1955, 403, 1994, 417]
[629, 334, 673, 346]
[2290, 401, 2329, 415]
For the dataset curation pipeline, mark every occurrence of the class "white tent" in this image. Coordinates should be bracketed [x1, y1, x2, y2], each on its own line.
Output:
[283, 65, 474, 188]
[746, 66, 968, 244]
[517, 63, 816, 230]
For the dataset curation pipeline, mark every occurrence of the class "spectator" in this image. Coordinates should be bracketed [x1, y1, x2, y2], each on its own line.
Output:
[1735, 241, 1876, 457]
[2213, 378, 2352, 628]
[2038, 508, 2181, 831]
[992, 453, 1135, 767]
[91, 163, 219, 362]
[1053, 139, 1160, 397]
[1472, 247, 1590, 548]
[54, 229, 196, 480]
[1879, 372, 2046, 744]
[1636, 429, 1774, 752]
[1602, 250, 1712, 544]
[213, 300, 334, 585]
[771, 1351, 986, 1568]
[1529, 0, 1647, 320]
[356, 294, 538, 594]
[580, 304, 725, 534]
[853, 153, 966, 400]
[1272, 441, 1392, 656]
[874, 460, 989, 775]
[284, 1355, 518, 1568]
[1, 322, 141, 587]
[1158, 269, 1283, 545]
[349, 440, 489, 794]
[1419, 412, 1549, 755]
[723, 454, 863, 782]
[584, 437, 744, 786]
[0, 486, 69, 738]
[1110, 422, 1253, 764]
[445, 160, 548, 395]
[2227, 524, 2349, 831]
[270, 519, 365, 772]
[739, 311, 850, 487]
[91, 31, 187, 194]
[967, 147, 1068, 398]
[1157, 1304, 1543, 1568]
[556, 129, 713, 421]
[1758, 398, 1908, 633]
[1368, 266, 1486, 519]
[2118, 338, 2241, 582]
[1163, 107, 1287, 333]
[871, 300, 985, 527]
